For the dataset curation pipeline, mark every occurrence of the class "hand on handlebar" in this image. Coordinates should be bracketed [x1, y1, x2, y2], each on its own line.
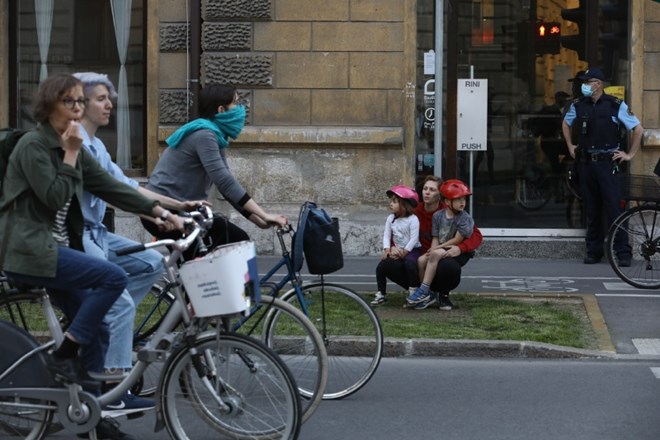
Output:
[181, 200, 212, 211]
[264, 213, 288, 228]
[166, 213, 187, 233]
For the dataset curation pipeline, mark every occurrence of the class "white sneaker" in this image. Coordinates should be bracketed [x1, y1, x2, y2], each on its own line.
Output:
[371, 292, 386, 305]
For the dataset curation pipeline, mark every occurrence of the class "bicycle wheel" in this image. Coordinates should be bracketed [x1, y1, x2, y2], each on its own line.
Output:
[0, 320, 54, 440]
[515, 176, 552, 211]
[605, 205, 660, 289]
[234, 295, 327, 423]
[280, 282, 383, 399]
[0, 291, 67, 342]
[159, 332, 301, 440]
[133, 279, 176, 343]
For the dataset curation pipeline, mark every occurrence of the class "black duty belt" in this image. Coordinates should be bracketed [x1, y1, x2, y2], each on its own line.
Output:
[577, 150, 615, 162]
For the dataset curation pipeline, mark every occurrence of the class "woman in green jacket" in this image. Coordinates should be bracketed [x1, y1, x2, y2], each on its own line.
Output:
[0, 74, 184, 391]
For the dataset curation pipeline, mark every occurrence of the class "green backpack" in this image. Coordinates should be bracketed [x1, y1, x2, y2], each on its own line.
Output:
[0, 128, 29, 194]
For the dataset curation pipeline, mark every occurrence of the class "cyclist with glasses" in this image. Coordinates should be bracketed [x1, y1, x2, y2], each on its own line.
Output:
[0, 73, 185, 440]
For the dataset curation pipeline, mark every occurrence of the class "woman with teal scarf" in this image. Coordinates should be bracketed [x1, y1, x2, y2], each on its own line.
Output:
[142, 84, 288, 258]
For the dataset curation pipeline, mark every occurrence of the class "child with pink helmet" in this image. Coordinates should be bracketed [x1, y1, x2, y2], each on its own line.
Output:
[372, 185, 422, 305]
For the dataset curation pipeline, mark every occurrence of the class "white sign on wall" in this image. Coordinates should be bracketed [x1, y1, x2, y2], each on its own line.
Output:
[457, 79, 488, 151]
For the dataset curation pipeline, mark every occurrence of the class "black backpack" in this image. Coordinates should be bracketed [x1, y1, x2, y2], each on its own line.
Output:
[0, 128, 29, 194]
[292, 201, 344, 275]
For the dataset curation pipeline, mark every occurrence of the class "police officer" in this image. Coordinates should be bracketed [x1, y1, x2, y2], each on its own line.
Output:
[562, 67, 644, 265]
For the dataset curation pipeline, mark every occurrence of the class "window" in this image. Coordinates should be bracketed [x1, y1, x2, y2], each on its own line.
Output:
[10, 0, 145, 171]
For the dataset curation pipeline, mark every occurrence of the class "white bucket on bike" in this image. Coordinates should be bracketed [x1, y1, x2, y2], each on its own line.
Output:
[179, 240, 260, 317]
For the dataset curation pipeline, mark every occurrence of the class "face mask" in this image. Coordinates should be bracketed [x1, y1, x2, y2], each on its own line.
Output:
[214, 104, 246, 144]
[581, 83, 594, 97]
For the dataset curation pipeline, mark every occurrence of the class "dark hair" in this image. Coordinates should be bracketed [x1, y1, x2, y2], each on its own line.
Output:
[391, 194, 416, 216]
[422, 175, 441, 186]
[33, 74, 82, 124]
[198, 84, 236, 119]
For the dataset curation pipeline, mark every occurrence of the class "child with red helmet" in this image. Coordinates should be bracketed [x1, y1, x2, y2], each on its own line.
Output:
[372, 185, 422, 305]
[406, 179, 474, 305]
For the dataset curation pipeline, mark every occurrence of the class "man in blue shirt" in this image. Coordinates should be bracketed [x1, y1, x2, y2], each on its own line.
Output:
[74, 72, 202, 423]
[562, 67, 644, 265]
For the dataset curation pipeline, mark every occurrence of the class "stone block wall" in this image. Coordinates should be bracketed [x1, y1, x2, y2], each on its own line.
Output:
[631, 0, 660, 177]
[156, 0, 416, 256]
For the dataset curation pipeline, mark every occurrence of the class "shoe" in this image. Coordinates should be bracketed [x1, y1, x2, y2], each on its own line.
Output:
[438, 295, 453, 311]
[79, 417, 137, 440]
[48, 355, 101, 389]
[371, 292, 386, 305]
[583, 254, 602, 264]
[414, 293, 438, 310]
[102, 391, 155, 418]
[618, 256, 632, 267]
[406, 287, 430, 304]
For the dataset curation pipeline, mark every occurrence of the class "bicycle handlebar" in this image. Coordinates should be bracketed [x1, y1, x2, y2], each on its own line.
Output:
[116, 219, 201, 256]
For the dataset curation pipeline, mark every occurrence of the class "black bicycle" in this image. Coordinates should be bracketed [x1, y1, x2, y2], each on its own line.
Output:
[605, 173, 660, 289]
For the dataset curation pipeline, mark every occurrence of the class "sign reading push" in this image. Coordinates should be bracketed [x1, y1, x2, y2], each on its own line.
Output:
[457, 79, 488, 151]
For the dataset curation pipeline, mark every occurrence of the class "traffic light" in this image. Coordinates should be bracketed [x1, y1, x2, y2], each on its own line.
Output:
[560, 2, 592, 61]
[534, 21, 561, 55]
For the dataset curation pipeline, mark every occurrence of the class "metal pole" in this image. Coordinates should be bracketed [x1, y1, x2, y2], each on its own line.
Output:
[468, 65, 474, 214]
[434, 0, 444, 178]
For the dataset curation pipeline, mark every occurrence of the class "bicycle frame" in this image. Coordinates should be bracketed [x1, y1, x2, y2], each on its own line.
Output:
[0, 220, 208, 432]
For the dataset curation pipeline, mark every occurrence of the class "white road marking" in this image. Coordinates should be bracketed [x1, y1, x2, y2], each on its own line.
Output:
[632, 338, 660, 355]
[603, 282, 652, 291]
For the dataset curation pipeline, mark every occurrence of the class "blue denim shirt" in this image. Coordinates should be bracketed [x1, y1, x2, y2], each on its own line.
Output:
[80, 128, 139, 242]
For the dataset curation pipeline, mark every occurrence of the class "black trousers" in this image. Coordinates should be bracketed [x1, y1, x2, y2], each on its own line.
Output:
[376, 253, 470, 296]
[577, 160, 631, 258]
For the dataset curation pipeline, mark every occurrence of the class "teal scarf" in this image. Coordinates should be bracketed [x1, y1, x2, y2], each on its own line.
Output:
[166, 105, 246, 149]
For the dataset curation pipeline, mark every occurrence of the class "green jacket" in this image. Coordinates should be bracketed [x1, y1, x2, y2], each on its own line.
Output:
[0, 123, 158, 277]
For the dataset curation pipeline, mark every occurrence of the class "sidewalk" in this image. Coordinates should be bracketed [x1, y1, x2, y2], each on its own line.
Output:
[257, 256, 660, 359]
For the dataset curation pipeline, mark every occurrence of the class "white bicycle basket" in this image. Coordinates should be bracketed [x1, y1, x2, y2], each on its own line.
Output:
[178, 240, 260, 317]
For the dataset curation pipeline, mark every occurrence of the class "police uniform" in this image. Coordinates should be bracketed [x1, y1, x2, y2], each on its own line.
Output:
[563, 94, 639, 261]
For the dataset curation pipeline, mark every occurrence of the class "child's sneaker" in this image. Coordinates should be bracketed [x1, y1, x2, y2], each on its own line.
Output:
[406, 287, 430, 304]
[371, 292, 386, 305]
[414, 292, 438, 310]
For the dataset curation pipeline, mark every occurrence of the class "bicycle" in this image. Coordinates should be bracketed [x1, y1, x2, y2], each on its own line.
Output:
[0, 217, 302, 440]
[605, 172, 660, 289]
[133, 203, 383, 404]
[1, 207, 328, 425]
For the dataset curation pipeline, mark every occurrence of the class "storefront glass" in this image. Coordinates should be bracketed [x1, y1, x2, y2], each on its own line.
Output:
[416, 0, 629, 230]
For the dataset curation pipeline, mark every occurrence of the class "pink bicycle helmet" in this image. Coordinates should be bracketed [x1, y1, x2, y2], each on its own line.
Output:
[386, 185, 419, 207]
[440, 179, 472, 200]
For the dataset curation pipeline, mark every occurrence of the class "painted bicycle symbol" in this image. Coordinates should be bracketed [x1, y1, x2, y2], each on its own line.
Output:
[481, 278, 578, 293]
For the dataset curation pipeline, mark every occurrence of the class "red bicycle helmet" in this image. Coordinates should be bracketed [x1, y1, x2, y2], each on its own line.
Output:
[386, 185, 419, 207]
[440, 179, 472, 200]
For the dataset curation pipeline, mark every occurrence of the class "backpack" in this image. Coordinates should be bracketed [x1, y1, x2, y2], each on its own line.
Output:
[292, 201, 344, 275]
[0, 128, 29, 194]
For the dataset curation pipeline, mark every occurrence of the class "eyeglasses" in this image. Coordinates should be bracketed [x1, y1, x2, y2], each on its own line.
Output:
[61, 98, 88, 109]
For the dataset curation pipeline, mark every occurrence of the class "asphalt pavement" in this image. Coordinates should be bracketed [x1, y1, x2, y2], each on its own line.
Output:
[256, 255, 660, 359]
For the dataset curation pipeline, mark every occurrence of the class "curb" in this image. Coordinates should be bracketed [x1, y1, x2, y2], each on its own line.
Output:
[381, 338, 634, 359]
[380, 338, 660, 360]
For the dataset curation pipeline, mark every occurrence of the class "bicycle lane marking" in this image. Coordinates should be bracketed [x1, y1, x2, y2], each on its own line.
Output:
[479, 278, 578, 293]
